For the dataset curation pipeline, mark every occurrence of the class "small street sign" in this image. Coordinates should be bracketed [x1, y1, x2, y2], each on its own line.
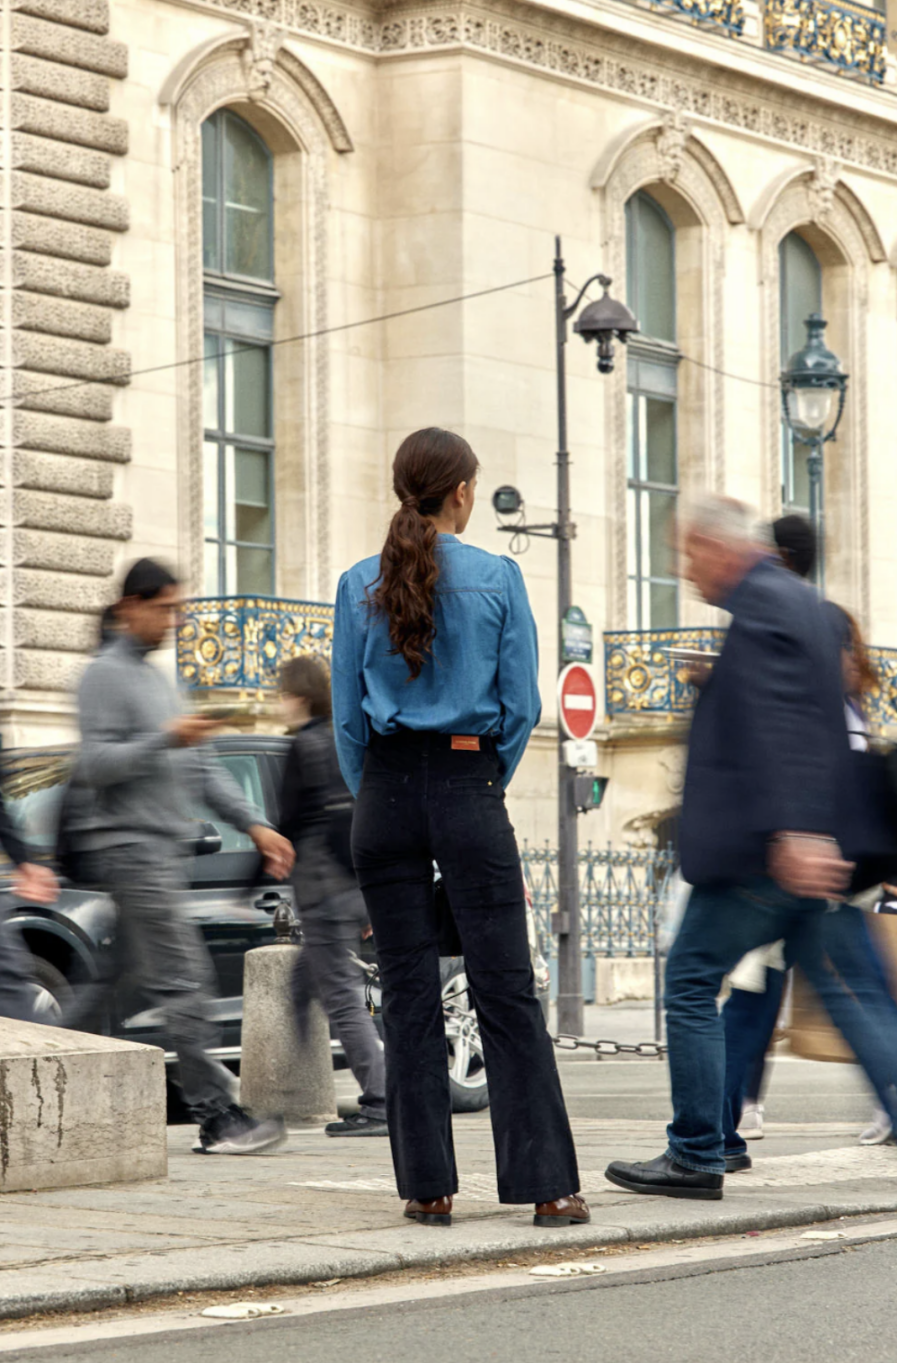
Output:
[561, 606, 593, 665]
[558, 663, 597, 741]
[562, 738, 598, 768]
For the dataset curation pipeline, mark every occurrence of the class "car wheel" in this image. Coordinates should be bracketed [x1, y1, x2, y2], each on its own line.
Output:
[443, 968, 490, 1114]
[25, 958, 72, 1025]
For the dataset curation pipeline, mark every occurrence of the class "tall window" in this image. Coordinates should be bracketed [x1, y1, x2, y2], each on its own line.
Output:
[779, 231, 822, 519]
[202, 110, 276, 597]
[625, 191, 680, 630]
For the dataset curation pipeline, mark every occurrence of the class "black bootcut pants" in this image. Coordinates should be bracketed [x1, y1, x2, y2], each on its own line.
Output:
[351, 730, 580, 1205]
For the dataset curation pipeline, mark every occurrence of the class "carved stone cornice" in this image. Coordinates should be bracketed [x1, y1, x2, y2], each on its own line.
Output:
[175, 0, 897, 182]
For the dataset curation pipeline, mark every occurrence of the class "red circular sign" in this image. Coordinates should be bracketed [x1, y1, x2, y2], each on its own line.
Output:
[558, 664, 597, 741]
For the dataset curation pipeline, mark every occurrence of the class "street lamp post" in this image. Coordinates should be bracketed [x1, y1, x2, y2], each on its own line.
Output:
[780, 313, 848, 591]
[495, 237, 638, 1038]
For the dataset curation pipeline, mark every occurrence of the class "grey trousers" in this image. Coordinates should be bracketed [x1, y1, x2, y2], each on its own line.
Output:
[292, 917, 386, 1121]
[79, 841, 234, 1122]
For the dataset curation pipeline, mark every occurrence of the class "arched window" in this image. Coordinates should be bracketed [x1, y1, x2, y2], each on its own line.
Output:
[625, 191, 679, 630]
[779, 231, 822, 520]
[202, 110, 276, 597]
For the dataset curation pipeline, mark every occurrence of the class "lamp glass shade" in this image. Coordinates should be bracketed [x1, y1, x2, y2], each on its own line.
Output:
[786, 385, 837, 436]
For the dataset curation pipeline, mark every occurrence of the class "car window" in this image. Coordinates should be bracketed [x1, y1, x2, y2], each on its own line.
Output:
[1, 757, 70, 858]
[190, 752, 265, 854]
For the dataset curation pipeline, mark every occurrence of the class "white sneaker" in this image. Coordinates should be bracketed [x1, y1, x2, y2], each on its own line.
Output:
[738, 1101, 764, 1140]
[859, 1108, 892, 1146]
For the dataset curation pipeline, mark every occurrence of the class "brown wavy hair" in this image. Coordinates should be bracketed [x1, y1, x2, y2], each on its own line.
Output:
[371, 428, 478, 680]
[841, 607, 879, 697]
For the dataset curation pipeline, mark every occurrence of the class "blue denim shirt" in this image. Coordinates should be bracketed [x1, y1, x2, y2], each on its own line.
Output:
[332, 535, 541, 797]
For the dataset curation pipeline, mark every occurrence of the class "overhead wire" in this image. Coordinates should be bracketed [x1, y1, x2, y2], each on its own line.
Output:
[0, 271, 554, 409]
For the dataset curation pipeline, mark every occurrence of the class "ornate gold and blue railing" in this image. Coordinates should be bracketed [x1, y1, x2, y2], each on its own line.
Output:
[646, 0, 745, 34]
[178, 597, 334, 692]
[604, 628, 726, 717]
[605, 629, 897, 729]
[764, 0, 887, 84]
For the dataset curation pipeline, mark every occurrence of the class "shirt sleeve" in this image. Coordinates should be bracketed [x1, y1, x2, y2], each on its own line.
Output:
[495, 557, 542, 787]
[332, 571, 370, 798]
[77, 663, 173, 788]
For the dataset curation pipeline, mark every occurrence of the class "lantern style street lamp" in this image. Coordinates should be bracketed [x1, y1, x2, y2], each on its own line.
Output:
[780, 313, 848, 589]
[492, 238, 638, 1037]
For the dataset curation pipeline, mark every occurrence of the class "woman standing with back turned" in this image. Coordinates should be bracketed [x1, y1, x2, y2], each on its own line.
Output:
[332, 428, 588, 1229]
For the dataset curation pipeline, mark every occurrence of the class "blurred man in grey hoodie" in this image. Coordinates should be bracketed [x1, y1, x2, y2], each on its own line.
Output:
[74, 558, 294, 1155]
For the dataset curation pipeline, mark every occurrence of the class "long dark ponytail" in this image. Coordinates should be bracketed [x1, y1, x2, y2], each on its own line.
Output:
[371, 428, 478, 680]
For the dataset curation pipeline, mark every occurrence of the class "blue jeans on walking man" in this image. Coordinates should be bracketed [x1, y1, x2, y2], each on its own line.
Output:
[667, 878, 897, 1175]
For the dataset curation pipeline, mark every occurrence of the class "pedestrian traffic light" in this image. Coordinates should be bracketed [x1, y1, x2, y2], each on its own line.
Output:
[573, 774, 608, 813]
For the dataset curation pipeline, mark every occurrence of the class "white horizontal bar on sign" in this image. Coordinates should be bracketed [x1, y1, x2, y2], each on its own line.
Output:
[563, 696, 595, 710]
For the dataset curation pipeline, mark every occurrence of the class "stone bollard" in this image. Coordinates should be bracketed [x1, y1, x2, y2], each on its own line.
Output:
[239, 935, 338, 1126]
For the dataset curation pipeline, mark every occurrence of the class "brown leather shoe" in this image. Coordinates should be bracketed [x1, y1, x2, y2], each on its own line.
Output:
[404, 1196, 453, 1226]
[533, 1194, 591, 1227]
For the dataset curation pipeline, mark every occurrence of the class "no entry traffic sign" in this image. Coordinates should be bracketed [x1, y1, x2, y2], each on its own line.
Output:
[557, 663, 597, 741]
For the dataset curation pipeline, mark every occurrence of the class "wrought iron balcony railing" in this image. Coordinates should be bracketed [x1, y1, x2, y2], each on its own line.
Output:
[604, 627, 897, 731]
[522, 842, 678, 960]
[764, 0, 887, 84]
[178, 596, 334, 692]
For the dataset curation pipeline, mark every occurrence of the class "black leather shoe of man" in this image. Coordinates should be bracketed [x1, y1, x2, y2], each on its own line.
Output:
[605, 1152, 724, 1200]
[724, 1152, 752, 1173]
[404, 1196, 453, 1226]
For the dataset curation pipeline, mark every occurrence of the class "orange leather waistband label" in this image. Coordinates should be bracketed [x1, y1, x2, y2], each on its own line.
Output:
[451, 735, 481, 751]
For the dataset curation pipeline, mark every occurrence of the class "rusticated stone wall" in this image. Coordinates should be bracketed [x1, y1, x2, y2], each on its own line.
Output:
[1, 0, 130, 705]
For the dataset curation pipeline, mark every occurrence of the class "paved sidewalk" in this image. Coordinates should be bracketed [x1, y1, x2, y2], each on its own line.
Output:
[2, 1034, 897, 1320]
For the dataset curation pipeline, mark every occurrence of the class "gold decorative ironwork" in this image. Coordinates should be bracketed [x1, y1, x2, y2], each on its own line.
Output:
[178, 597, 334, 691]
[649, 0, 745, 34]
[605, 629, 726, 716]
[765, 0, 887, 85]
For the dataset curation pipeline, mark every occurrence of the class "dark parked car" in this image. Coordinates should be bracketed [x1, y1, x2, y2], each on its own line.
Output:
[1, 737, 292, 1063]
[0, 735, 549, 1112]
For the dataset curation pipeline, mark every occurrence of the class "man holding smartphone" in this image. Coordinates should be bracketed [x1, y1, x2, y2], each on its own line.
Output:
[73, 558, 295, 1155]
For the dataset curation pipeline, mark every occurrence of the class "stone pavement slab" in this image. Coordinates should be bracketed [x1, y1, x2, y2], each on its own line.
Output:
[0, 1055, 894, 1319]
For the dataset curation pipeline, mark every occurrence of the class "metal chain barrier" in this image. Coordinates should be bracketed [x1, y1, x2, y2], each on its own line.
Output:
[552, 1033, 667, 1058]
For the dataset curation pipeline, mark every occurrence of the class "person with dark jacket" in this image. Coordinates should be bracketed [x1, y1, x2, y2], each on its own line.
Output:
[606, 494, 897, 1200]
[279, 656, 387, 1137]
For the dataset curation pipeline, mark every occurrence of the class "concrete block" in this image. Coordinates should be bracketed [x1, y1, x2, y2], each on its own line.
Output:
[14, 647, 87, 690]
[14, 369, 115, 421]
[14, 607, 100, 652]
[13, 332, 130, 385]
[11, 210, 112, 266]
[13, 290, 113, 344]
[11, 55, 110, 114]
[12, 0, 110, 34]
[12, 172, 129, 233]
[12, 14, 127, 79]
[593, 956, 658, 1005]
[14, 449, 115, 499]
[13, 527, 116, 575]
[14, 410, 131, 461]
[12, 253, 130, 309]
[10, 93, 127, 155]
[14, 566, 110, 611]
[240, 945, 338, 1125]
[12, 132, 110, 190]
[0, 1018, 166, 1193]
[13, 488, 132, 539]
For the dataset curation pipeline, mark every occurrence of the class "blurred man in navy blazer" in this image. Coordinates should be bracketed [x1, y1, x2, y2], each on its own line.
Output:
[606, 494, 897, 1200]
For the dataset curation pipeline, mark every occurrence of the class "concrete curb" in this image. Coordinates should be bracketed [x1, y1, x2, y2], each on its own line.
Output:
[6, 1192, 897, 1321]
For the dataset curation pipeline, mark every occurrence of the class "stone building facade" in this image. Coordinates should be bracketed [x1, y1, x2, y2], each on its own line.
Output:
[2, 0, 897, 846]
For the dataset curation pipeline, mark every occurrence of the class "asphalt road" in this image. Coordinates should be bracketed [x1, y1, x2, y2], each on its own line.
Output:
[21, 1237, 897, 1363]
